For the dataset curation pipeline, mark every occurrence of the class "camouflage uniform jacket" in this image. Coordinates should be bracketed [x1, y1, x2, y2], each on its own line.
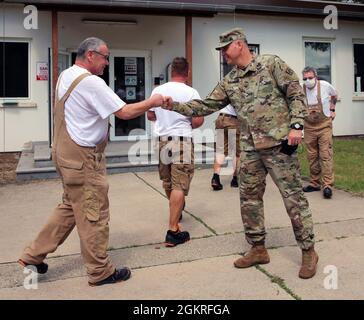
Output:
[173, 54, 308, 151]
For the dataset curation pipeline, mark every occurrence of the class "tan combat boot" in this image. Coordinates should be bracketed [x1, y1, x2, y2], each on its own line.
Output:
[299, 247, 319, 279]
[234, 245, 270, 268]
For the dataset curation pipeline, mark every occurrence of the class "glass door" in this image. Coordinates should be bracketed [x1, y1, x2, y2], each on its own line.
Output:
[58, 52, 71, 74]
[109, 50, 151, 141]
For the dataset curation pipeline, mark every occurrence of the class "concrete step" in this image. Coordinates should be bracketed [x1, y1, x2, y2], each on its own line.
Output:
[33, 140, 215, 167]
[17, 140, 217, 181]
[34, 140, 156, 168]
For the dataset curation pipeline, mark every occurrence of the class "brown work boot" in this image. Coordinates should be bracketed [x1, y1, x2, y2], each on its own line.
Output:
[299, 247, 319, 279]
[234, 245, 270, 268]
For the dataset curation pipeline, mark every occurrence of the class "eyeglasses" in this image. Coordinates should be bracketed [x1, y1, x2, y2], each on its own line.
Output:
[92, 50, 110, 61]
[303, 76, 315, 80]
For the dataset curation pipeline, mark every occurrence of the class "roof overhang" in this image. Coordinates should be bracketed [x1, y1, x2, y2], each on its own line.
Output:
[3, 0, 364, 20]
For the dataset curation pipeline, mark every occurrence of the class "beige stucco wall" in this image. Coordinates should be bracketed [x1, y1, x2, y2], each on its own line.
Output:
[1, 4, 51, 152]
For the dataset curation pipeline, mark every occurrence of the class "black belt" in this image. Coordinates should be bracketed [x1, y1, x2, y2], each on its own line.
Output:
[219, 113, 237, 119]
[158, 136, 192, 142]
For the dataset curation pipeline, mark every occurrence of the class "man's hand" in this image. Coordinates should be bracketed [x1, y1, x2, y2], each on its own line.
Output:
[330, 110, 336, 120]
[149, 94, 164, 107]
[288, 129, 303, 146]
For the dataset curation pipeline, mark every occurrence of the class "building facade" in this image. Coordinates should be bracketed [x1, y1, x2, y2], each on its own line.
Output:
[1, 0, 364, 151]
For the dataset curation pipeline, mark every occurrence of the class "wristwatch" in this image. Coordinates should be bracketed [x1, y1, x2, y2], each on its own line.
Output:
[291, 123, 304, 130]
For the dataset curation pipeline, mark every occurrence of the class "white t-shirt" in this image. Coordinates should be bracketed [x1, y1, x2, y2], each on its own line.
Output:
[304, 80, 338, 117]
[57, 65, 125, 147]
[220, 104, 237, 116]
[150, 82, 201, 137]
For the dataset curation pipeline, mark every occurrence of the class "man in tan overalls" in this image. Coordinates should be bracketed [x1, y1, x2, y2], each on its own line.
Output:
[302, 67, 338, 199]
[18, 37, 167, 286]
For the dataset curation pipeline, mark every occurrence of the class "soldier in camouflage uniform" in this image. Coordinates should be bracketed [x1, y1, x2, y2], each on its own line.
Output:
[164, 28, 318, 279]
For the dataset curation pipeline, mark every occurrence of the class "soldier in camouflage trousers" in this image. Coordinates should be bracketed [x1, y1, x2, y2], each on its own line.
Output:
[164, 28, 318, 279]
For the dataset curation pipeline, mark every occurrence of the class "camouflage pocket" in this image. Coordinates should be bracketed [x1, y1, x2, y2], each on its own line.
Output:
[159, 162, 171, 181]
[257, 79, 274, 99]
[57, 157, 84, 186]
[173, 163, 194, 193]
[83, 187, 100, 222]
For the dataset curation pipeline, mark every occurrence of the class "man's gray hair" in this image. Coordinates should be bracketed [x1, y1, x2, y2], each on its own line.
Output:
[76, 37, 106, 59]
[302, 66, 318, 77]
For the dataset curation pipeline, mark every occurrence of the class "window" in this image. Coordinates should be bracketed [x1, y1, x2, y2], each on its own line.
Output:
[0, 41, 29, 98]
[354, 43, 364, 94]
[58, 52, 70, 74]
[304, 40, 332, 83]
[220, 44, 260, 78]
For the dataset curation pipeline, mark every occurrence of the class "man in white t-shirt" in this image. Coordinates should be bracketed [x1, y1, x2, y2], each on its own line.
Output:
[211, 104, 241, 191]
[147, 57, 204, 247]
[19, 37, 168, 286]
[301, 66, 338, 199]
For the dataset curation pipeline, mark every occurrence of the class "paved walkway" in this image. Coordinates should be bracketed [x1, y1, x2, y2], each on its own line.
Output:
[0, 169, 363, 299]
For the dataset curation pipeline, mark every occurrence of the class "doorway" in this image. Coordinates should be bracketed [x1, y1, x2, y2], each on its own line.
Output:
[109, 50, 152, 141]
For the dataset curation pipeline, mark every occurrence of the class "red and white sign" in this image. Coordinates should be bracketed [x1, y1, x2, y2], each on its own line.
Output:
[36, 62, 48, 80]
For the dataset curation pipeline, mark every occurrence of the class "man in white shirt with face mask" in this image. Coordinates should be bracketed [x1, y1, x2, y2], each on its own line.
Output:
[301, 66, 338, 199]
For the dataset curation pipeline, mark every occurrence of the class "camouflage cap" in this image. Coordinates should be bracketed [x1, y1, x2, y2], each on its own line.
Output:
[215, 28, 246, 50]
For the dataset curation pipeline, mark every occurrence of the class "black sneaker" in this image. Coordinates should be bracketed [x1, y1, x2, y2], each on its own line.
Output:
[89, 267, 131, 287]
[230, 176, 239, 188]
[303, 185, 321, 192]
[211, 174, 223, 191]
[165, 230, 190, 247]
[18, 259, 48, 274]
[323, 187, 332, 199]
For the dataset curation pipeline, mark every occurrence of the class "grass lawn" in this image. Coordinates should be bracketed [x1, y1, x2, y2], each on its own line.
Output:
[297, 138, 364, 196]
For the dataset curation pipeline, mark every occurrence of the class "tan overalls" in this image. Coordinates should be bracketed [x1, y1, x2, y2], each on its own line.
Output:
[20, 73, 115, 284]
[304, 81, 334, 189]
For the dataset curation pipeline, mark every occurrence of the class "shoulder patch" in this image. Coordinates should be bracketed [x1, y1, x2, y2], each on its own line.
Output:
[286, 68, 294, 76]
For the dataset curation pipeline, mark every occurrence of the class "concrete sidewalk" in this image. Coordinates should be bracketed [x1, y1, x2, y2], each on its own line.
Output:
[0, 168, 363, 300]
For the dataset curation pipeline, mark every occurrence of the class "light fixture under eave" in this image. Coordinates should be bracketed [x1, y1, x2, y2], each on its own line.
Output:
[82, 19, 137, 26]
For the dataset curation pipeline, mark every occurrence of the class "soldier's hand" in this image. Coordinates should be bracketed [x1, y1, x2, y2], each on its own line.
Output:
[288, 129, 303, 145]
[162, 96, 174, 110]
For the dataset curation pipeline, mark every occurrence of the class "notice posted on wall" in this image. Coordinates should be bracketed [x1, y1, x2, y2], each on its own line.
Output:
[36, 62, 49, 80]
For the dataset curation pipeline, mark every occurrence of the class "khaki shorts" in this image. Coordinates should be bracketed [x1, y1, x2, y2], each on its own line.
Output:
[157, 137, 194, 196]
[215, 113, 241, 157]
